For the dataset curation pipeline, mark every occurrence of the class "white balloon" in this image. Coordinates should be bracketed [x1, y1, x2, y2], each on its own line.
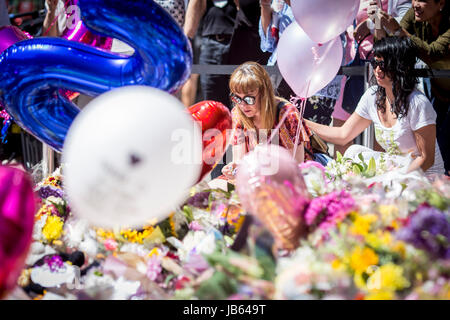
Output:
[62, 86, 203, 228]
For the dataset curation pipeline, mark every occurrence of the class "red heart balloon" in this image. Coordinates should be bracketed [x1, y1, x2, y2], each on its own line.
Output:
[0, 166, 36, 298]
[188, 101, 232, 182]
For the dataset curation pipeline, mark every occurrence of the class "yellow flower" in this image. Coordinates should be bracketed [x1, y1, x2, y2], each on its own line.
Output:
[35, 204, 53, 220]
[233, 215, 245, 233]
[96, 228, 115, 240]
[365, 290, 395, 300]
[350, 214, 378, 236]
[169, 213, 177, 237]
[120, 225, 155, 244]
[392, 241, 406, 258]
[148, 247, 161, 257]
[42, 215, 64, 243]
[367, 263, 410, 292]
[349, 246, 379, 273]
[332, 259, 343, 270]
[378, 205, 398, 224]
[391, 219, 400, 230]
[365, 230, 392, 250]
[353, 271, 366, 290]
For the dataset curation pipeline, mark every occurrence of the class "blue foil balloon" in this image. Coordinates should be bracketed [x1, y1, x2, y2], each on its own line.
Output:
[0, 0, 192, 152]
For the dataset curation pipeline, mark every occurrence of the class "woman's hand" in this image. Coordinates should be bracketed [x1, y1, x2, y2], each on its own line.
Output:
[353, 20, 370, 43]
[46, 0, 59, 14]
[378, 11, 402, 34]
[222, 162, 238, 180]
[367, 1, 379, 22]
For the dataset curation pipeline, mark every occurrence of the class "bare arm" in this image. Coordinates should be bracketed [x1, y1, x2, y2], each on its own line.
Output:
[184, 0, 207, 39]
[304, 112, 372, 146]
[222, 143, 246, 179]
[293, 142, 304, 164]
[407, 124, 437, 173]
[43, 0, 59, 37]
[260, 0, 272, 36]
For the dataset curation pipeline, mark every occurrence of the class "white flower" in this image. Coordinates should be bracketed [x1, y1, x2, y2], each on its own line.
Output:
[119, 243, 149, 257]
[111, 276, 141, 300]
[46, 196, 65, 207]
[78, 237, 98, 259]
[63, 218, 90, 248]
[83, 270, 115, 290]
[177, 230, 218, 261]
[32, 215, 47, 242]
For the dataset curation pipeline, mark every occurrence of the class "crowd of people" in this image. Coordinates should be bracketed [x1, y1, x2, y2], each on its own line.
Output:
[0, 0, 449, 178]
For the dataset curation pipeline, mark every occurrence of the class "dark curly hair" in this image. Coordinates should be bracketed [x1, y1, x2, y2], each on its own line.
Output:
[370, 36, 418, 118]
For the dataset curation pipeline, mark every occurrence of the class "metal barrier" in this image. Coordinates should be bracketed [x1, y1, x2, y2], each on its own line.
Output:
[31, 64, 450, 177]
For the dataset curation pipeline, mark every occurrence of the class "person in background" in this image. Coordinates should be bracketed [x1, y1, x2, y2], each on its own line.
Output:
[42, 0, 65, 37]
[368, 0, 449, 174]
[184, 0, 237, 107]
[305, 36, 445, 177]
[259, 0, 343, 132]
[226, 0, 271, 65]
[221, 61, 312, 180]
[334, 0, 411, 157]
[0, 0, 10, 27]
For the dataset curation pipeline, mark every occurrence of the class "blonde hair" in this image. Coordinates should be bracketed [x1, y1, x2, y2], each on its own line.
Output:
[229, 61, 280, 130]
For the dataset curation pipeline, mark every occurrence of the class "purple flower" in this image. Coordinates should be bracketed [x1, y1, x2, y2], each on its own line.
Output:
[397, 205, 450, 260]
[44, 255, 64, 272]
[185, 191, 211, 209]
[304, 190, 355, 232]
[38, 185, 64, 199]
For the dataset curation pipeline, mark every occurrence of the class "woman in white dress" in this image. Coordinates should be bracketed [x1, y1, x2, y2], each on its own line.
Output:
[305, 36, 445, 177]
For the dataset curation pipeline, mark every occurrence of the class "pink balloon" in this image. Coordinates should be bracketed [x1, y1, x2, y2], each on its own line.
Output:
[235, 145, 310, 251]
[291, 0, 360, 44]
[0, 26, 32, 55]
[277, 22, 343, 98]
[0, 166, 36, 298]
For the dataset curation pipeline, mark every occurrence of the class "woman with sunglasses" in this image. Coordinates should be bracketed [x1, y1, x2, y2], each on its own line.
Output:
[305, 36, 445, 177]
[367, 0, 450, 174]
[221, 61, 312, 180]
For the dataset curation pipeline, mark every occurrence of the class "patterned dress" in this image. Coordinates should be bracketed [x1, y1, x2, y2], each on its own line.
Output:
[231, 102, 313, 161]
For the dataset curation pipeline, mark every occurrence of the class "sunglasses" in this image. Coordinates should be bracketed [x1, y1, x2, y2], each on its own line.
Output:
[370, 59, 386, 71]
[230, 93, 256, 106]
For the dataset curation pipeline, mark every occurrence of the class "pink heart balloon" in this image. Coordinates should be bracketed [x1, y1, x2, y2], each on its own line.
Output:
[235, 145, 310, 251]
[291, 0, 360, 44]
[277, 22, 343, 98]
[0, 166, 36, 298]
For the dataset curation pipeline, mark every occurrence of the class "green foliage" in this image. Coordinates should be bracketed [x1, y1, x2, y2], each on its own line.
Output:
[195, 271, 239, 300]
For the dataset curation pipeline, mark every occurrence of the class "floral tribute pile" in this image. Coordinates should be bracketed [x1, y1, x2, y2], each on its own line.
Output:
[9, 153, 450, 300]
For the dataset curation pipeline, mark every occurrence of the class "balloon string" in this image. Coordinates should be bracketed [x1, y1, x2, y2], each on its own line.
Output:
[43, 0, 73, 36]
[291, 91, 308, 159]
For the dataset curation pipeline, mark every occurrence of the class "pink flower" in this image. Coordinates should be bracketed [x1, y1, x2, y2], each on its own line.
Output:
[146, 255, 162, 281]
[304, 190, 355, 232]
[103, 238, 118, 251]
[189, 221, 203, 231]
